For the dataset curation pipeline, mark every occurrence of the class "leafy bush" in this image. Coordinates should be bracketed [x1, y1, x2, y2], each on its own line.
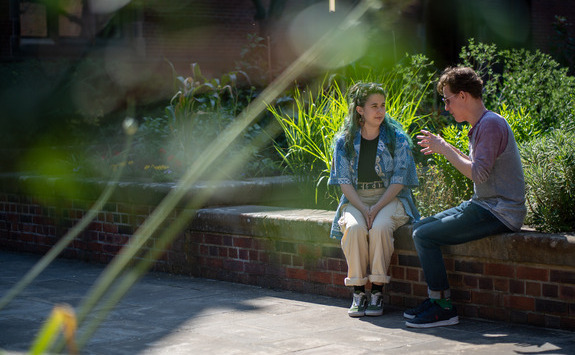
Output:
[414, 163, 466, 218]
[500, 104, 541, 144]
[460, 38, 575, 133]
[420, 122, 473, 207]
[521, 129, 575, 233]
[67, 62, 280, 182]
[160, 62, 280, 180]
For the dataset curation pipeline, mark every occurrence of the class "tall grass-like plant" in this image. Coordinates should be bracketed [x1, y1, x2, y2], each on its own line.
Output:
[269, 78, 346, 207]
[0, 4, 402, 352]
[341, 54, 437, 137]
[521, 129, 575, 233]
[270, 56, 435, 208]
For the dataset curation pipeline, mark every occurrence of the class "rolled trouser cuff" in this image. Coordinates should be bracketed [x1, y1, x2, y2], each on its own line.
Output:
[369, 274, 391, 284]
[344, 277, 369, 287]
[428, 288, 451, 300]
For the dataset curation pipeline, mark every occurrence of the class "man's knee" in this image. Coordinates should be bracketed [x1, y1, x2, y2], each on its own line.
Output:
[412, 222, 434, 247]
[412, 224, 425, 240]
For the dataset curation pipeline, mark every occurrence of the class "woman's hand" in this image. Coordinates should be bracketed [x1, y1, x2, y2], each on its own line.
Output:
[416, 130, 447, 156]
[365, 205, 381, 229]
[341, 183, 403, 230]
[361, 204, 373, 230]
[340, 184, 375, 229]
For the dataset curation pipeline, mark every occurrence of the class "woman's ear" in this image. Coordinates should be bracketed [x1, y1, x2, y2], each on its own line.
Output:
[356, 106, 364, 116]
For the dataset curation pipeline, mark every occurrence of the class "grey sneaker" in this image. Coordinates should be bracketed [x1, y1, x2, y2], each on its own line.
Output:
[365, 291, 383, 316]
[348, 292, 367, 317]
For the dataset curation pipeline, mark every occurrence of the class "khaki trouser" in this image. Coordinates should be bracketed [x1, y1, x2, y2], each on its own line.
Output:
[339, 188, 409, 286]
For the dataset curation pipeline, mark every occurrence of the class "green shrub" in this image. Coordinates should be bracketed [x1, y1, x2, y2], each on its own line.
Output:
[414, 163, 466, 218]
[426, 123, 474, 204]
[69, 62, 280, 182]
[521, 129, 575, 233]
[500, 104, 541, 144]
[460, 38, 575, 133]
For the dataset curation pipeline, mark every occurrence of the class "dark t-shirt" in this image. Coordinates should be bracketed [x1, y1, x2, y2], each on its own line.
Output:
[358, 136, 380, 182]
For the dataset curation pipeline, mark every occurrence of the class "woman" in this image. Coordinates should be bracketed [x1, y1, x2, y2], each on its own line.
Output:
[328, 82, 420, 317]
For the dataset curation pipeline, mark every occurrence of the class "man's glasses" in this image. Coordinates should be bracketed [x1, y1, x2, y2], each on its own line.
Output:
[442, 93, 458, 106]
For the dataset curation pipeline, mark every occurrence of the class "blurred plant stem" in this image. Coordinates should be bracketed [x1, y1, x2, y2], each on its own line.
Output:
[0, 127, 135, 313]
[49, 1, 380, 352]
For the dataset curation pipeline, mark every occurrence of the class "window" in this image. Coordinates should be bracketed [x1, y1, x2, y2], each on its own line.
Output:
[19, 0, 124, 41]
[20, 1, 48, 38]
[58, 0, 83, 37]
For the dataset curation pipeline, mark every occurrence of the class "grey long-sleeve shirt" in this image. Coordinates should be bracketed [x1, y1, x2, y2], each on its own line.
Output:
[468, 111, 526, 231]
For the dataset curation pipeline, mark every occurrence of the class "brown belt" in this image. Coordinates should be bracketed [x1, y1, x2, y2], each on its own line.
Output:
[357, 181, 385, 190]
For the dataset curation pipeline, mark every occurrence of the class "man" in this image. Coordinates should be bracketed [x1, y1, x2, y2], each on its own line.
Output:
[405, 66, 526, 328]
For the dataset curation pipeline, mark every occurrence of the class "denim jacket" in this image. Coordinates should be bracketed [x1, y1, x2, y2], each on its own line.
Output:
[327, 124, 420, 239]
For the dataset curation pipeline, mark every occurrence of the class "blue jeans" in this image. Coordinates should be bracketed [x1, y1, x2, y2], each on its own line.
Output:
[412, 201, 511, 298]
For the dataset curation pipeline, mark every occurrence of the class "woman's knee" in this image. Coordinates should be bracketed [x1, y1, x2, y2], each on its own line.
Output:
[369, 224, 394, 239]
[344, 223, 368, 237]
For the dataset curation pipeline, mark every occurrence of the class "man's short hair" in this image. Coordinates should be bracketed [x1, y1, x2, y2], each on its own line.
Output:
[437, 67, 483, 99]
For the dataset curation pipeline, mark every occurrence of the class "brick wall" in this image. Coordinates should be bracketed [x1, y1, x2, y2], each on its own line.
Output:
[167, 205, 575, 331]
[5, 1, 575, 73]
[3, 0, 262, 77]
[1, 175, 574, 331]
[142, 0, 262, 77]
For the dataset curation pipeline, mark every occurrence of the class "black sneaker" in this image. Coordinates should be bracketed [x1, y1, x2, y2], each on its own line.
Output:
[403, 298, 433, 319]
[405, 302, 459, 328]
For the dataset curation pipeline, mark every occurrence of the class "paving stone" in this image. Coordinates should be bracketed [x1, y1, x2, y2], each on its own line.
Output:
[1, 251, 574, 355]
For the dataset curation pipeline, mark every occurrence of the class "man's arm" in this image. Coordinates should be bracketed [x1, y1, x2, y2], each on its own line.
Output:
[417, 130, 473, 180]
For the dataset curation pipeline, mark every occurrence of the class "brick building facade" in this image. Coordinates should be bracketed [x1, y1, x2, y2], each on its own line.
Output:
[1, 1, 574, 78]
[1, 0, 264, 77]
